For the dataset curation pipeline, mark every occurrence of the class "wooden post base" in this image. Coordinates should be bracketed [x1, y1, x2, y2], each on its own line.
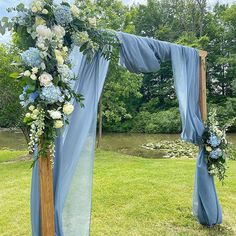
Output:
[39, 153, 55, 236]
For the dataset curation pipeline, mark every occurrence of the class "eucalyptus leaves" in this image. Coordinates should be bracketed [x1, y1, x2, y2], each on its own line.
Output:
[0, 0, 119, 162]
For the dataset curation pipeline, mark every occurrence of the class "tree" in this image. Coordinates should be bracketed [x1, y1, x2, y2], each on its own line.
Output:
[0, 44, 30, 143]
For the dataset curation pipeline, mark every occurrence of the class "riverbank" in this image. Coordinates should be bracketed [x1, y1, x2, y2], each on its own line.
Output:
[1, 130, 236, 158]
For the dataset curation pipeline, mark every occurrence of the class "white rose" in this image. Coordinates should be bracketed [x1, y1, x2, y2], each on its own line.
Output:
[35, 1, 43, 8]
[32, 6, 38, 13]
[37, 6, 42, 12]
[63, 46, 68, 52]
[36, 25, 52, 39]
[33, 109, 39, 115]
[26, 113, 31, 118]
[29, 105, 35, 111]
[206, 146, 212, 152]
[32, 67, 39, 74]
[30, 74, 37, 80]
[48, 110, 62, 120]
[24, 70, 31, 77]
[54, 120, 64, 128]
[31, 114, 38, 120]
[42, 9, 48, 14]
[52, 25, 65, 38]
[35, 17, 46, 26]
[216, 130, 223, 137]
[71, 4, 80, 16]
[37, 43, 44, 49]
[38, 73, 53, 87]
[63, 103, 74, 115]
[88, 17, 96, 27]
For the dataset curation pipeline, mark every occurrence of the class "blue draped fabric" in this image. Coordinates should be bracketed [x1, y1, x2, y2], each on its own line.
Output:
[31, 47, 110, 236]
[31, 33, 222, 236]
[118, 32, 222, 226]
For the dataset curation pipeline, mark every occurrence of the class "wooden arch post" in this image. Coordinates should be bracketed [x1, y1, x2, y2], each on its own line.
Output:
[199, 50, 208, 122]
[39, 142, 55, 236]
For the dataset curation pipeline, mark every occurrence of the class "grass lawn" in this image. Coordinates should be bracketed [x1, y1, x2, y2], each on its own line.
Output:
[0, 150, 236, 236]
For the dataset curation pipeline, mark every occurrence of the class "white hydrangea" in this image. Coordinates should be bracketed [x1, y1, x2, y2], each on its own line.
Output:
[36, 25, 52, 39]
[52, 25, 66, 39]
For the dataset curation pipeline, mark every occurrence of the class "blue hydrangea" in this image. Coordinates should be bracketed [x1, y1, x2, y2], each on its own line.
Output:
[209, 148, 223, 159]
[208, 134, 221, 147]
[21, 48, 42, 68]
[54, 5, 73, 25]
[40, 85, 63, 104]
[19, 86, 39, 107]
[29, 92, 39, 103]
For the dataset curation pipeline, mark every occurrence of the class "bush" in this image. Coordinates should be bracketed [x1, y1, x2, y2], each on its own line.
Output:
[132, 108, 181, 133]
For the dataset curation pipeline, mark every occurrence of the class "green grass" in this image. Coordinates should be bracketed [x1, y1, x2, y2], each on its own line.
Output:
[0, 150, 236, 236]
[0, 150, 28, 163]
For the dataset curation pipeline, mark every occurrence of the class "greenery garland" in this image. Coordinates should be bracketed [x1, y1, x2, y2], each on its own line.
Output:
[0, 0, 120, 163]
[202, 109, 235, 184]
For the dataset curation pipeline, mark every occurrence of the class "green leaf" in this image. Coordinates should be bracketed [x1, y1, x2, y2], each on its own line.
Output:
[23, 116, 33, 125]
[10, 72, 20, 79]
[1, 17, 9, 23]
[16, 3, 25, 11]
[0, 24, 6, 35]
[27, 84, 36, 93]
[79, 42, 89, 52]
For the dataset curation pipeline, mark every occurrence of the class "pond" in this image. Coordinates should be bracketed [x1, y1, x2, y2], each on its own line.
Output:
[0, 129, 235, 158]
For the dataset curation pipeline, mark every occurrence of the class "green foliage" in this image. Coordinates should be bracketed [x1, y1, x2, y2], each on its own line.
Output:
[0, 45, 24, 128]
[131, 108, 181, 134]
[101, 1, 236, 133]
[102, 49, 143, 131]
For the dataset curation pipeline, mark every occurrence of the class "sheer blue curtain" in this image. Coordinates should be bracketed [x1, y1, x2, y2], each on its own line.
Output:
[118, 32, 222, 226]
[31, 33, 222, 236]
[31, 47, 110, 236]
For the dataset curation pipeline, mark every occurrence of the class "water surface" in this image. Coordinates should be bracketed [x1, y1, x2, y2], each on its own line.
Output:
[1, 129, 235, 158]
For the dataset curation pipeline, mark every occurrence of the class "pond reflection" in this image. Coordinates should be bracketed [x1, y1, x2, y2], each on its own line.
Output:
[0, 129, 235, 158]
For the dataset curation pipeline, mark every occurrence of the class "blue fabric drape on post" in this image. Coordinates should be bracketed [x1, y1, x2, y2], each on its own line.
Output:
[31, 47, 110, 236]
[118, 32, 222, 226]
[31, 33, 222, 236]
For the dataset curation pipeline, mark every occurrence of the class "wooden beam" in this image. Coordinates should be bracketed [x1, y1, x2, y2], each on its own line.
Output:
[97, 95, 103, 148]
[199, 50, 208, 122]
[39, 143, 55, 236]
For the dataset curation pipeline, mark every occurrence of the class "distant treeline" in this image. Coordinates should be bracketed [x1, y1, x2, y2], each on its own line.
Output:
[0, 0, 235, 134]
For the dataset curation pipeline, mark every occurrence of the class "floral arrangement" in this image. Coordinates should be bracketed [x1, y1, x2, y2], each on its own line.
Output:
[0, 0, 119, 162]
[202, 109, 235, 184]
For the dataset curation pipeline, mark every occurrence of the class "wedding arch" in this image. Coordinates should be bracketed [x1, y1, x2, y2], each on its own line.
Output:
[0, 1, 223, 235]
[35, 34, 222, 236]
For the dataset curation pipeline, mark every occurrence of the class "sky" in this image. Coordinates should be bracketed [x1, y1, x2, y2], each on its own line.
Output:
[0, 0, 235, 43]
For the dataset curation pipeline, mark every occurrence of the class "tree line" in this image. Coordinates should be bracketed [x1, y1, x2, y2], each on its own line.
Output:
[0, 0, 235, 136]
